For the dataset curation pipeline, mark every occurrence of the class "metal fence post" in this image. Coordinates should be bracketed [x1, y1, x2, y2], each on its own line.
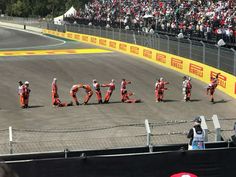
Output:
[9, 126, 13, 154]
[165, 35, 170, 53]
[187, 39, 192, 59]
[212, 115, 221, 141]
[217, 46, 221, 69]
[200, 116, 208, 142]
[119, 28, 121, 41]
[112, 28, 115, 40]
[133, 31, 137, 44]
[145, 119, 152, 152]
[230, 48, 236, 75]
[200, 41, 205, 63]
[156, 33, 160, 50]
[177, 38, 180, 56]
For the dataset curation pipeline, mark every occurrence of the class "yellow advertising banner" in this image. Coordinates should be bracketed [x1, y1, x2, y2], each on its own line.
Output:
[43, 30, 236, 98]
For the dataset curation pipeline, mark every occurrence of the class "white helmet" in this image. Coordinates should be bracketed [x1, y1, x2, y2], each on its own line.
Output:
[188, 77, 191, 81]
[160, 77, 164, 81]
[53, 78, 57, 81]
[111, 79, 115, 83]
[93, 79, 97, 83]
[25, 81, 29, 85]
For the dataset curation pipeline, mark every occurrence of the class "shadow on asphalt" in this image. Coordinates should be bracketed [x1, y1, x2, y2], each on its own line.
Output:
[213, 99, 230, 104]
[29, 105, 44, 108]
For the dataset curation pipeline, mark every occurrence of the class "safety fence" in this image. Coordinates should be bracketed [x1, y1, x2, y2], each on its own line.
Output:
[0, 16, 47, 28]
[47, 23, 236, 76]
[0, 115, 235, 155]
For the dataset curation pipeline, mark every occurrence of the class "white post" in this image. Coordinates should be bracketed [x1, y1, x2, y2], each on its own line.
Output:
[9, 126, 13, 154]
[200, 116, 208, 142]
[145, 119, 152, 152]
[212, 114, 221, 141]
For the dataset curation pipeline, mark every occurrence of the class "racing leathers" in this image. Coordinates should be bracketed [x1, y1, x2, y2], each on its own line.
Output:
[70, 84, 80, 105]
[102, 80, 115, 103]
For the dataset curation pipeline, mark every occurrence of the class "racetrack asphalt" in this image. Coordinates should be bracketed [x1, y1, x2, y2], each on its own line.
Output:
[0, 27, 235, 153]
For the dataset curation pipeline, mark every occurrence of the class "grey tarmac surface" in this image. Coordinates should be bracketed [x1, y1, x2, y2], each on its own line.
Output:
[0, 27, 235, 153]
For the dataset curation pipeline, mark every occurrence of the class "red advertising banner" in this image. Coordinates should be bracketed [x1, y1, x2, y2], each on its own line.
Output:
[130, 46, 139, 55]
[91, 37, 97, 43]
[109, 41, 116, 48]
[189, 64, 203, 78]
[119, 43, 127, 51]
[143, 49, 152, 59]
[171, 58, 183, 70]
[156, 53, 166, 63]
[99, 39, 107, 46]
[210, 71, 227, 88]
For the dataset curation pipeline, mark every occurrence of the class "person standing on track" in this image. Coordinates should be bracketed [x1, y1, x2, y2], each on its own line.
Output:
[93, 79, 102, 104]
[186, 77, 192, 101]
[80, 84, 93, 104]
[18, 81, 25, 108]
[24, 81, 31, 108]
[182, 76, 188, 101]
[155, 77, 169, 102]
[51, 78, 73, 107]
[101, 79, 115, 103]
[51, 78, 59, 106]
[120, 79, 131, 102]
[70, 84, 81, 105]
[206, 73, 220, 102]
[182, 76, 192, 102]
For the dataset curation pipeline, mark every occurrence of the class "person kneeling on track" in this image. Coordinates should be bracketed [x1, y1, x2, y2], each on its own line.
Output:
[101, 79, 115, 103]
[53, 98, 73, 107]
[121, 90, 141, 103]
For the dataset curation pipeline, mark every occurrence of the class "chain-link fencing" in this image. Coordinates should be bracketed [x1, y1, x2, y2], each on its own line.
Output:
[0, 116, 235, 155]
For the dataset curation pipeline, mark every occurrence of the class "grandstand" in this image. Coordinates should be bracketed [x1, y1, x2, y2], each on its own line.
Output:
[64, 0, 236, 47]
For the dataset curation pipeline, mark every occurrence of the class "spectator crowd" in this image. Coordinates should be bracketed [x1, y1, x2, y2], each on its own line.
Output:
[64, 0, 235, 44]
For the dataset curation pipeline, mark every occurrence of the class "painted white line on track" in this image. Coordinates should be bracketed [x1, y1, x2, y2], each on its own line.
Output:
[0, 25, 66, 50]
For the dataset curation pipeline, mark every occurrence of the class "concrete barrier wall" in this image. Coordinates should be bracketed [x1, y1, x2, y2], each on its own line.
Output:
[0, 21, 42, 33]
[7, 147, 236, 177]
[43, 29, 236, 99]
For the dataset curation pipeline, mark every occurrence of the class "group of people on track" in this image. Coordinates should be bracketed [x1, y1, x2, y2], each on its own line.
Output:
[18, 73, 221, 108]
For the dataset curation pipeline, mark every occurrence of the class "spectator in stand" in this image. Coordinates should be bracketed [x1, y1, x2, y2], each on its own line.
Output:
[65, 0, 235, 45]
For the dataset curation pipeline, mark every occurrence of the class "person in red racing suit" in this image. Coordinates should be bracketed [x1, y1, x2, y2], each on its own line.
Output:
[122, 90, 141, 103]
[51, 78, 73, 107]
[93, 79, 102, 104]
[155, 77, 169, 102]
[80, 84, 93, 104]
[18, 81, 25, 108]
[206, 73, 220, 102]
[23, 81, 31, 108]
[120, 79, 131, 101]
[51, 78, 59, 106]
[101, 79, 115, 103]
[70, 84, 81, 105]
[185, 77, 192, 101]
